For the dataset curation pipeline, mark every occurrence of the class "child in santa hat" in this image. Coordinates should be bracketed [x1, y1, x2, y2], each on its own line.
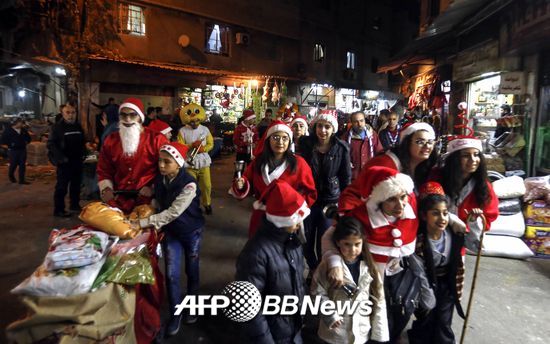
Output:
[311, 215, 390, 344]
[339, 121, 438, 214]
[148, 119, 173, 140]
[230, 120, 317, 237]
[131, 142, 205, 337]
[236, 179, 311, 343]
[321, 166, 433, 342]
[408, 181, 483, 344]
[233, 109, 259, 164]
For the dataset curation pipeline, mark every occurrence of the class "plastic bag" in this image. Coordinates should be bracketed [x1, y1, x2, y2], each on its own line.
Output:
[79, 201, 140, 239]
[128, 204, 156, 221]
[524, 176, 550, 203]
[492, 175, 526, 199]
[92, 232, 155, 289]
[45, 226, 110, 271]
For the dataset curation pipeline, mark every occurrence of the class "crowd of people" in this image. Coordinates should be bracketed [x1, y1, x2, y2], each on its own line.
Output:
[21, 97, 499, 343]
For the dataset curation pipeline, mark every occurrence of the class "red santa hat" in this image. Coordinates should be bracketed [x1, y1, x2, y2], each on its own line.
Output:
[361, 166, 415, 208]
[160, 143, 189, 167]
[312, 109, 338, 132]
[148, 119, 172, 135]
[119, 97, 145, 123]
[243, 109, 256, 122]
[261, 179, 310, 228]
[253, 120, 294, 157]
[418, 181, 446, 199]
[399, 122, 435, 141]
[444, 135, 483, 159]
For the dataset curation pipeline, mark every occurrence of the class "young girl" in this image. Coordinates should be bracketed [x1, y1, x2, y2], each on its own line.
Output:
[408, 182, 483, 344]
[312, 216, 389, 344]
[131, 142, 205, 337]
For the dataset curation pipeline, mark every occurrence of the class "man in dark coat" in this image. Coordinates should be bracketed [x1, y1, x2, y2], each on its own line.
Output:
[236, 180, 311, 344]
[1, 117, 31, 184]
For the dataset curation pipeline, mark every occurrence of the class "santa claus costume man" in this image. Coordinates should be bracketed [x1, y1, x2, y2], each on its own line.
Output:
[233, 109, 259, 164]
[231, 120, 317, 237]
[97, 97, 169, 214]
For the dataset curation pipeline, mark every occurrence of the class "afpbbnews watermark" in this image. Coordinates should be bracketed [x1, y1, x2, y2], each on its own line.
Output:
[174, 281, 373, 322]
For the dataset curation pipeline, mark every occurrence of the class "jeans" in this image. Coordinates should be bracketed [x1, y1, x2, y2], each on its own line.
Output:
[303, 204, 332, 271]
[163, 227, 203, 315]
[8, 149, 26, 182]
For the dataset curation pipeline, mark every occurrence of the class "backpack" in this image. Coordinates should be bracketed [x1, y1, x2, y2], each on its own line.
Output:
[385, 254, 435, 317]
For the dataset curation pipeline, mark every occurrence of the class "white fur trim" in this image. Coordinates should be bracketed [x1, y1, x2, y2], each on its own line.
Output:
[368, 173, 415, 207]
[367, 202, 416, 228]
[98, 179, 114, 192]
[266, 201, 311, 227]
[368, 239, 417, 258]
[445, 138, 483, 157]
[399, 122, 435, 141]
[244, 114, 256, 121]
[266, 124, 293, 141]
[160, 144, 185, 167]
[291, 117, 308, 128]
[161, 127, 172, 135]
[261, 161, 288, 186]
[119, 102, 145, 122]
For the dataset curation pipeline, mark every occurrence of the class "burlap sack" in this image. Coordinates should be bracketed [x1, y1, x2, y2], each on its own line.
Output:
[79, 202, 139, 239]
[6, 283, 136, 343]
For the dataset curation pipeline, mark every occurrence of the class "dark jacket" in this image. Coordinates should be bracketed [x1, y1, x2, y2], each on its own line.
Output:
[1, 127, 31, 150]
[154, 168, 204, 233]
[415, 226, 466, 319]
[236, 218, 305, 344]
[47, 120, 85, 165]
[298, 135, 351, 206]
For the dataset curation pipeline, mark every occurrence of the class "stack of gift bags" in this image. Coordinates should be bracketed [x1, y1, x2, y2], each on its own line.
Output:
[6, 202, 161, 344]
[481, 174, 534, 259]
[523, 176, 550, 258]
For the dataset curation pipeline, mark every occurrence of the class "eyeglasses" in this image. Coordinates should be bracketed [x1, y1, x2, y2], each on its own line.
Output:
[270, 135, 290, 143]
[414, 139, 435, 146]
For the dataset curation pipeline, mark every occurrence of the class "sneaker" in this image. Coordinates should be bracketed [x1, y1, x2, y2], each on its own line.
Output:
[53, 211, 71, 218]
[204, 205, 212, 215]
[182, 314, 198, 324]
[165, 315, 182, 337]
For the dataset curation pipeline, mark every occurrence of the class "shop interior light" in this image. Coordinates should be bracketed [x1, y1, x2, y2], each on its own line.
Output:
[18, 90, 26, 97]
[479, 72, 499, 78]
[365, 90, 380, 98]
[251, 79, 259, 87]
[55, 67, 66, 76]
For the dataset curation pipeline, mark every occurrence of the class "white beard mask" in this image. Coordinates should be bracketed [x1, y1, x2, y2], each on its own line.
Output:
[119, 121, 142, 156]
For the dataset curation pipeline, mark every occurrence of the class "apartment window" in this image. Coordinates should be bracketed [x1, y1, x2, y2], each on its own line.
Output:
[205, 24, 230, 55]
[314, 44, 325, 62]
[119, 3, 146, 36]
[346, 51, 356, 70]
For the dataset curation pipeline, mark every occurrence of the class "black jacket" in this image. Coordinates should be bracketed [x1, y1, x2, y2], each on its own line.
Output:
[298, 135, 351, 206]
[236, 218, 305, 344]
[1, 127, 31, 150]
[415, 226, 466, 319]
[47, 120, 85, 165]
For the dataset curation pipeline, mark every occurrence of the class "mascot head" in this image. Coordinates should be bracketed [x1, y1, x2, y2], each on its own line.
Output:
[277, 103, 299, 124]
[180, 103, 207, 129]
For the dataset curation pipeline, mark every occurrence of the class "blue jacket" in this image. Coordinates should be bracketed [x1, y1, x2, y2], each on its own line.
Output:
[154, 169, 204, 233]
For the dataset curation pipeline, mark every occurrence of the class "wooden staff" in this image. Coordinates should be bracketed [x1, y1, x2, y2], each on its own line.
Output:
[460, 213, 488, 344]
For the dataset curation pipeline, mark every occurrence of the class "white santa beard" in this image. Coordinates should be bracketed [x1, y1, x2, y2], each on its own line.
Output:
[119, 122, 142, 156]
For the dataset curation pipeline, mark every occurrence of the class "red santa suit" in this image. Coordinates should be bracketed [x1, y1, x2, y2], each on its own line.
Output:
[231, 121, 317, 237]
[233, 111, 259, 161]
[97, 127, 168, 213]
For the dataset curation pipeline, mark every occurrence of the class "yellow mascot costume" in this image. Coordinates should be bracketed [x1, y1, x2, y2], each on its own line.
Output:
[177, 103, 214, 214]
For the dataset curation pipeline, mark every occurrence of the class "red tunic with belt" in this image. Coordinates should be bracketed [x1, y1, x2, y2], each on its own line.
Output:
[97, 128, 168, 213]
[338, 151, 402, 214]
[231, 156, 317, 237]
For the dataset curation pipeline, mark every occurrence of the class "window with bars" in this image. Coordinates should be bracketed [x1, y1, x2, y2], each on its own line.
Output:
[205, 24, 229, 55]
[118, 3, 146, 36]
[314, 43, 325, 62]
[346, 51, 356, 69]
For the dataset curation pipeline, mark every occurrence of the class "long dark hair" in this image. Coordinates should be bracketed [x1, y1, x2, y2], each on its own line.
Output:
[255, 134, 297, 174]
[333, 216, 382, 301]
[441, 150, 490, 207]
[390, 131, 438, 186]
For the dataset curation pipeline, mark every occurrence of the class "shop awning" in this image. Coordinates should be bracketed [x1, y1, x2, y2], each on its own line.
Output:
[87, 54, 302, 82]
[377, 0, 496, 73]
